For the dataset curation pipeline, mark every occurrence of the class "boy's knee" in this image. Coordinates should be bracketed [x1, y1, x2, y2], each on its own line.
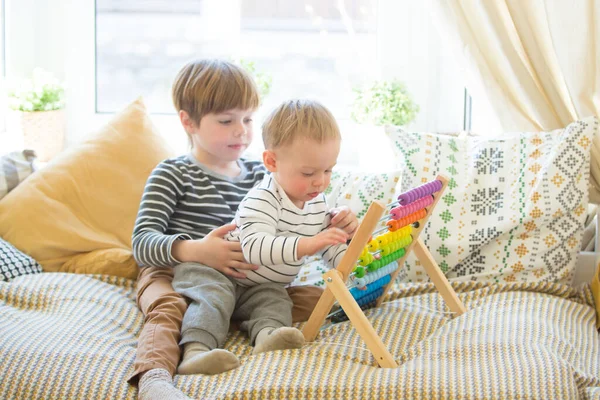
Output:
[173, 263, 234, 296]
[146, 291, 188, 319]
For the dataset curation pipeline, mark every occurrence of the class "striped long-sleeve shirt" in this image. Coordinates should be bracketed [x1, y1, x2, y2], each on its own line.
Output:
[226, 174, 347, 287]
[132, 154, 265, 268]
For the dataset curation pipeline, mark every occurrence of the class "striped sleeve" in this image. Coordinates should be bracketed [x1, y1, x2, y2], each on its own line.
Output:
[132, 162, 192, 267]
[237, 189, 300, 266]
[320, 242, 348, 269]
[318, 213, 348, 269]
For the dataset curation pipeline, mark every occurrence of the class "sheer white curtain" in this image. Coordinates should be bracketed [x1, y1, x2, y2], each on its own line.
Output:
[432, 0, 600, 200]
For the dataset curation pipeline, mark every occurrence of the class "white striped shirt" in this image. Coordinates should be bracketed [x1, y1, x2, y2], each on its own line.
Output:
[132, 154, 265, 268]
[227, 174, 347, 287]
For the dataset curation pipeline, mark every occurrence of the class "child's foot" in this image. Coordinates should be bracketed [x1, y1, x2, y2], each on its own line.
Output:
[253, 327, 305, 355]
[177, 342, 240, 375]
[138, 368, 191, 400]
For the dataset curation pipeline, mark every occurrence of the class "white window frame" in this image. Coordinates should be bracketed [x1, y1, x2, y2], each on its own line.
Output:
[6, 0, 482, 168]
[0, 0, 5, 78]
[0, 0, 6, 134]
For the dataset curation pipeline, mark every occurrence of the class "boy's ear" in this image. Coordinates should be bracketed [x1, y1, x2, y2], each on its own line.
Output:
[179, 110, 196, 133]
[262, 150, 277, 172]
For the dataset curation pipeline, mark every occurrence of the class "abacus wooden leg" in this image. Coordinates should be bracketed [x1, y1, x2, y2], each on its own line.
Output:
[323, 269, 398, 368]
[413, 237, 466, 316]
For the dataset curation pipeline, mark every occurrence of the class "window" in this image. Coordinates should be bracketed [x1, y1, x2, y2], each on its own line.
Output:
[0, 0, 4, 78]
[0, 0, 5, 133]
[93, 0, 474, 169]
[95, 0, 379, 122]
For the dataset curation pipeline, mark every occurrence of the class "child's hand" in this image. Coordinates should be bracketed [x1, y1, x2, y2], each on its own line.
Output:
[297, 228, 348, 258]
[172, 223, 258, 279]
[330, 206, 358, 238]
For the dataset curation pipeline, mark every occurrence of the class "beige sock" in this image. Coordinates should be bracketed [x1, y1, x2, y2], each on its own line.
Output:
[138, 368, 191, 400]
[177, 342, 240, 375]
[253, 327, 305, 355]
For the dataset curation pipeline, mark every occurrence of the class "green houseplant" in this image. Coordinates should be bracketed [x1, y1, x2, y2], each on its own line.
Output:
[6, 69, 66, 162]
[238, 59, 273, 100]
[7, 68, 65, 112]
[351, 80, 419, 127]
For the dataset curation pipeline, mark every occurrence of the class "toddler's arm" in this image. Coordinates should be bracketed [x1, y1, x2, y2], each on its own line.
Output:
[318, 212, 349, 269]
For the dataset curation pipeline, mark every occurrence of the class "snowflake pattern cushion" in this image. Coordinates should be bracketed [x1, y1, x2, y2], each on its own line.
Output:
[0, 238, 43, 282]
[324, 169, 402, 221]
[290, 169, 402, 287]
[387, 117, 598, 284]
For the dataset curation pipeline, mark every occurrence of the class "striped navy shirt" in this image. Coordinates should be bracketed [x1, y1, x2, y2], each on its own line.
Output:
[226, 174, 347, 287]
[132, 154, 265, 268]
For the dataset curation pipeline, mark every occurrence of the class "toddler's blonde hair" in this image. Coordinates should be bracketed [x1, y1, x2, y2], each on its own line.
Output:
[172, 59, 260, 128]
[262, 99, 341, 149]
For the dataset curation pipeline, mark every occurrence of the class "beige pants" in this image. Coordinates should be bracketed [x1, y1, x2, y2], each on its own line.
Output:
[128, 266, 324, 384]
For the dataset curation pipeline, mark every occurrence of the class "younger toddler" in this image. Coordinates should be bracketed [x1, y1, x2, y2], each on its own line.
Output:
[172, 99, 350, 374]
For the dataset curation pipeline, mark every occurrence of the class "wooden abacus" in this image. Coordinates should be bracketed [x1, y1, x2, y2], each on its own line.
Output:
[302, 175, 466, 368]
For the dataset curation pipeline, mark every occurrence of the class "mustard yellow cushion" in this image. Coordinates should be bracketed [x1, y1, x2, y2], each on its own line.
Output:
[0, 98, 174, 280]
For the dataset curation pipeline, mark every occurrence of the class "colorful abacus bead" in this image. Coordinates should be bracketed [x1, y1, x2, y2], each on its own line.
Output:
[366, 248, 406, 272]
[386, 220, 400, 232]
[377, 235, 389, 247]
[390, 195, 434, 220]
[380, 244, 392, 256]
[350, 274, 391, 300]
[358, 253, 374, 266]
[360, 247, 369, 259]
[396, 235, 413, 249]
[354, 266, 366, 278]
[354, 262, 398, 289]
[397, 180, 443, 205]
[368, 239, 380, 251]
[395, 208, 427, 229]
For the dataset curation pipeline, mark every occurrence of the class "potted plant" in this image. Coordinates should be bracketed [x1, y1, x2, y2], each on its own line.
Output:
[349, 80, 419, 170]
[6, 69, 66, 162]
[238, 59, 273, 100]
[351, 80, 419, 128]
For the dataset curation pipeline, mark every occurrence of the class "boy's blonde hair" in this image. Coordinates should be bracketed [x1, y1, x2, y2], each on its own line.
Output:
[172, 59, 260, 126]
[262, 99, 341, 149]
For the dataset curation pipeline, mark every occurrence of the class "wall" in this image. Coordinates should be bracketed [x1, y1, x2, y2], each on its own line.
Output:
[2, 0, 483, 168]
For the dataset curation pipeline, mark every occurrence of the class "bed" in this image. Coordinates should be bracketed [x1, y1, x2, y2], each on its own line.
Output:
[1, 100, 599, 399]
[2, 273, 600, 398]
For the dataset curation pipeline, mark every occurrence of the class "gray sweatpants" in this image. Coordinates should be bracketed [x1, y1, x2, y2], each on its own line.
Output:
[172, 262, 293, 349]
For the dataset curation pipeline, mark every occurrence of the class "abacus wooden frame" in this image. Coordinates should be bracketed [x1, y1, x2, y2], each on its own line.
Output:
[302, 175, 466, 368]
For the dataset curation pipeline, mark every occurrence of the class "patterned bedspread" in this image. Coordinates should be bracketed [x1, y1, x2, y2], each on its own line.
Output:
[1, 273, 600, 399]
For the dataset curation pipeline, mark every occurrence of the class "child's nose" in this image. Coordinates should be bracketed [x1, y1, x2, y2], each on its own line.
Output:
[313, 176, 324, 188]
[234, 122, 246, 137]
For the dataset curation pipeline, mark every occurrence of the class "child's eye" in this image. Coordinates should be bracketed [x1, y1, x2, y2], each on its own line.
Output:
[244, 118, 253, 123]
[302, 172, 314, 177]
[325, 170, 333, 174]
[219, 120, 232, 124]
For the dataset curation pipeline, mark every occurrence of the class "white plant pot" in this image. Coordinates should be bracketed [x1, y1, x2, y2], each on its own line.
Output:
[6, 109, 66, 162]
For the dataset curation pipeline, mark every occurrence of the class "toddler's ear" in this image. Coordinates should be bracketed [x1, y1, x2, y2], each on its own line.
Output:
[262, 150, 277, 172]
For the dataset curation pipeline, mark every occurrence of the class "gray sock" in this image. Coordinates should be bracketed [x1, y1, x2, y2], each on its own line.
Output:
[253, 327, 305, 355]
[138, 368, 191, 400]
[178, 342, 240, 375]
